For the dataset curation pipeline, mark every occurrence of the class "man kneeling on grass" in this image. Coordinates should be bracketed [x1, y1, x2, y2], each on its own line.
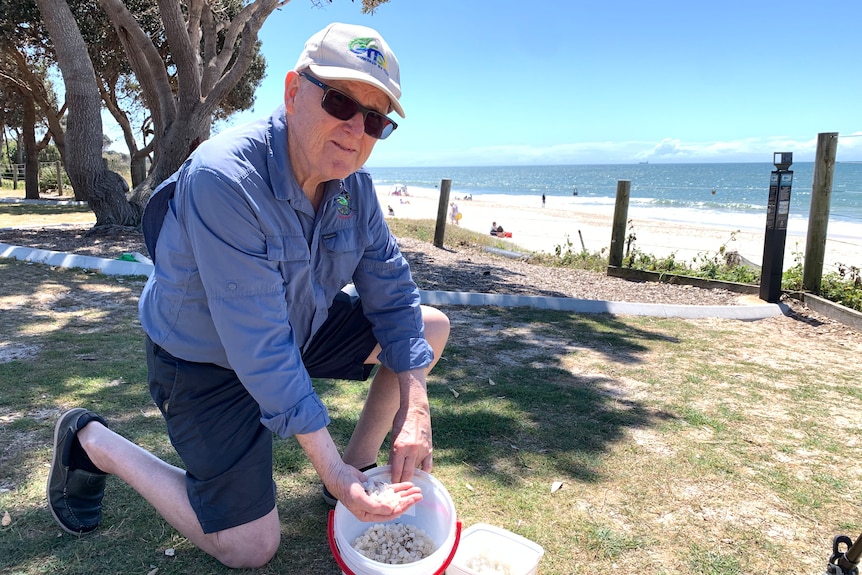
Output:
[46, 22, 449, 569]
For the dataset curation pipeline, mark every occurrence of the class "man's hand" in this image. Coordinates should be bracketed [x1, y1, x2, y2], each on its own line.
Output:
[334, 470, 424, 522]
[389, 369, 433, 482]
[296, 428, 424, 519]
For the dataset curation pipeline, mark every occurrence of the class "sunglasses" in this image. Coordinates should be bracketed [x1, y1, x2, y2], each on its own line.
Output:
[300, 72, 398, 140]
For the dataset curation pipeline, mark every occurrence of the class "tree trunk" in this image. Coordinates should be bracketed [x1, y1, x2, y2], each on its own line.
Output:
[22, 96, 39, 200]
[97, 75, 150, 188]
[34, 0, 139, 227]
[130, 152, 148, 188]
[130, 107, 211, 205]
[89, 161, 132, 226]
[6, 45, 68, 171]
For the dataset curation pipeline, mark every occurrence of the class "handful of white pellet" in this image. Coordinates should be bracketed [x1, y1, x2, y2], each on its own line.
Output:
[352, 522, 437, 564]
[364, 480, 401, 507]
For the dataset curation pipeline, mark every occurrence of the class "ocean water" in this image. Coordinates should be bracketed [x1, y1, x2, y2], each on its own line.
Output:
[367, 163, 862, 242]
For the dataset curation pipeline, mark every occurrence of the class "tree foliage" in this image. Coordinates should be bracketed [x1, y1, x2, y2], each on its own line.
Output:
[6, 0, 393, 228]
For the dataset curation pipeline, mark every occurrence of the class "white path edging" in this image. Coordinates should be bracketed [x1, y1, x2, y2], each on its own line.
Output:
[0, 243, 153, 277]
[418, 290, 786, 319]
[0, 243, 785, 319]
[0, 197, 88, 206]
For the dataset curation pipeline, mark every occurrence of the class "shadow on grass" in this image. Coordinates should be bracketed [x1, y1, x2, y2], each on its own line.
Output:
[0, 202, 92, 217]
[318, 305, 679, 487]
[0, 255, 680, 574]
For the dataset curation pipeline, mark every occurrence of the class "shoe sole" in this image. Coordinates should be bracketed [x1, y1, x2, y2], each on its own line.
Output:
[47, 408, 91, 536]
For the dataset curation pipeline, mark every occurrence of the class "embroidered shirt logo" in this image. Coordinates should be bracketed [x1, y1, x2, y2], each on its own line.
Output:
[349, 37, 388, 76]
[334, 188, 353, 218]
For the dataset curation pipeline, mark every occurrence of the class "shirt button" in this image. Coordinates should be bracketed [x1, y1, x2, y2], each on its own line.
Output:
[227, 282, 237, 290]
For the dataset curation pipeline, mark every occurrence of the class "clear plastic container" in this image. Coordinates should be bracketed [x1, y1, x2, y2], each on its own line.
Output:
[446, 523, 544, 575]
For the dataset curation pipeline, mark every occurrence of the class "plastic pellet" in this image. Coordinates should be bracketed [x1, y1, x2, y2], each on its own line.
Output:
[352, 523, 437, 564]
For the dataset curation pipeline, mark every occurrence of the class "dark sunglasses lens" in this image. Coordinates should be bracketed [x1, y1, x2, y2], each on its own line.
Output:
[320, 85, 396, 139]
[363, 113, 391, 139]
[321, 90, 359, 121]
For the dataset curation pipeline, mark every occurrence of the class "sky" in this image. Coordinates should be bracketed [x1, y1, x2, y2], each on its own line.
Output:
[132, 0, 862, 167]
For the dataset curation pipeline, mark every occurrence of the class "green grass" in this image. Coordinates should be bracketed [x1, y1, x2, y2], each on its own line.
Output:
[3, 257, 862, 573]
[3, 201, 862, 574]
[386, 217, 524, 253]
[0, 199, 95, 229]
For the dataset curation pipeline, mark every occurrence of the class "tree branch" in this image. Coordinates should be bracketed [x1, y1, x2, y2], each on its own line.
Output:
[157, 0, 201, 107]
[202, 0, 289, 109]
[98, 0, 177, 133]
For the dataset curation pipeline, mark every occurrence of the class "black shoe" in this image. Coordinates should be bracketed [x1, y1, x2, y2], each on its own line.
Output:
[322, 463, 378, 506]
[47, 408, 108, 535]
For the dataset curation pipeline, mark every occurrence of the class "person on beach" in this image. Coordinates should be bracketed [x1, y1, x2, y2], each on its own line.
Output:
[542, 193, 546, 207]
[490, 221, 504, 236]
[46, 22, 450, 569]
[449, 201, 460, 225]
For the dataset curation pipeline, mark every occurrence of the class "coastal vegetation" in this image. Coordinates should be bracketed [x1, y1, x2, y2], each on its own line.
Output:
[387, 218, 862, 313]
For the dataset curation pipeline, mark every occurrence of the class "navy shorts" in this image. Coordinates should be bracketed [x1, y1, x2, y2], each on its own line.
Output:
[146, 291, 379, 533]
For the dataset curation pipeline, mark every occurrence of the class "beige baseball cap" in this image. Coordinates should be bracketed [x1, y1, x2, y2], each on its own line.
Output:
[294, 22, 405, 118]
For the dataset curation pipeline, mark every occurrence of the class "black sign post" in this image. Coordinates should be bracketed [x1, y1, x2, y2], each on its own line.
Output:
[759, 152, 793, 302]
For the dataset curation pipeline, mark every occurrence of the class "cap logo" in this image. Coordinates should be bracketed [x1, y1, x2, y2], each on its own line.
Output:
[348, 37, 389, 76]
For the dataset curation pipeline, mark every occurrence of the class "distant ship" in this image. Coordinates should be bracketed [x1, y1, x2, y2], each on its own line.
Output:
[638, 161, 649, 164]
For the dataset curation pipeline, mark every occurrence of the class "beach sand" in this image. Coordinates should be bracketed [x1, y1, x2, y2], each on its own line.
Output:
[377, 187, 862, 273]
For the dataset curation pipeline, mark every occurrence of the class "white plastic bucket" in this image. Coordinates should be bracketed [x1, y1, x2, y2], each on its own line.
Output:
[327, 466, 461, 575]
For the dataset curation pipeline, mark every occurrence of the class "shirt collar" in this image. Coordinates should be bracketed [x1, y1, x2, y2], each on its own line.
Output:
[266, 105, 303, 204]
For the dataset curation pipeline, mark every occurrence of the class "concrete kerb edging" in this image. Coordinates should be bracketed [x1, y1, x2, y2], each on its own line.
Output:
[0, 242, 786, 320]
[0, 197, 88, 206]
[418, 290, 786, 319]
[0, 243, 154, 277]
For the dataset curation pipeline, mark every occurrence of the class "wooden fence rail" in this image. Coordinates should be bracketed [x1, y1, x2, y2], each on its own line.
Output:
[0, 161, 67, 194]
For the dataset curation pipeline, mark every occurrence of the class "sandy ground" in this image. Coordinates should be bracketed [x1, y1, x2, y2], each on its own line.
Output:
[378, 189, 862, 271]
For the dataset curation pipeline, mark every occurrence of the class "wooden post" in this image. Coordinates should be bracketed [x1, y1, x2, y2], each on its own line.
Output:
[608, 180, 631, 267]
[802, 132, 838, 294]
[12, 163, 18, 190]
[433, 178, 452, 248]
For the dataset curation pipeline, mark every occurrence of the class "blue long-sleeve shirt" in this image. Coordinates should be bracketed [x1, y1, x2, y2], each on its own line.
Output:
[138, 106, 433, 439]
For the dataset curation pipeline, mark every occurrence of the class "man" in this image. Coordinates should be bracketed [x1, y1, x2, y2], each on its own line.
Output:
[46, 22, 450, 569]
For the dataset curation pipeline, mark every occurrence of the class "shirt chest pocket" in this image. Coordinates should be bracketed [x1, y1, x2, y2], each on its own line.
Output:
[265, 234, 310, 262]
[320, 225, 368, 253]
